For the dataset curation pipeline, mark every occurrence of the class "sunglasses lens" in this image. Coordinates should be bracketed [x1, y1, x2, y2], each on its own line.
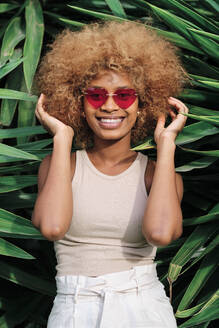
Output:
[85, 88, 107, 109]
[114, 89, 137, 109]
[84, 88, 137, 109]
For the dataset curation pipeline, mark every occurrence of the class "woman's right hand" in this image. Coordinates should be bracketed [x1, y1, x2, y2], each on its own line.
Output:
[35, 94, 74, 140]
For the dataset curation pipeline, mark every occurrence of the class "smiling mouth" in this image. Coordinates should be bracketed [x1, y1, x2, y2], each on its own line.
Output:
[96, 117, 125, 129]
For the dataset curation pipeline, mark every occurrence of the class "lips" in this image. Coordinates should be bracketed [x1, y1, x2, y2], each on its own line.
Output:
[96, 116, 125, 129]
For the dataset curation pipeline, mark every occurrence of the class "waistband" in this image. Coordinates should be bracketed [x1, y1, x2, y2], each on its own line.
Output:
[56, 263, 158, 295]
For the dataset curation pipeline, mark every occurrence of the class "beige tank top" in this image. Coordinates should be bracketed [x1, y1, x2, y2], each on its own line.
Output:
[54, 150, 157, 277]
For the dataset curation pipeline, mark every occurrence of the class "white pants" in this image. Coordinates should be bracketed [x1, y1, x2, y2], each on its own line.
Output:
[47, 264, 177, 327]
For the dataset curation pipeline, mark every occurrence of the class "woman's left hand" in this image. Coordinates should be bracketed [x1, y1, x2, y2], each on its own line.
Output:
[154, 97, 188, 145]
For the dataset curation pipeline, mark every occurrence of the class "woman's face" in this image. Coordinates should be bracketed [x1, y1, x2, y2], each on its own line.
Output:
[83, 70, 139, 143]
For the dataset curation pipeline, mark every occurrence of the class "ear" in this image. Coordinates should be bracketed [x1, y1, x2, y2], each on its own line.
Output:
[81, 111, 86, 118]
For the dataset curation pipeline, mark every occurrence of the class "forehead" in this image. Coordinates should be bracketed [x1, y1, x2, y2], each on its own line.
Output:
[90, 70, 133, 88]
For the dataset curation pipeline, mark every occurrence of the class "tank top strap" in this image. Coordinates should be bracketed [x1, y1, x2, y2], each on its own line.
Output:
[72, 150, 84, 186]
[138, 152, 148, 198]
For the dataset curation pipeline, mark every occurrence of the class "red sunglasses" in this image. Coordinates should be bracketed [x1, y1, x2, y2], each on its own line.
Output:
[84, 87, 138, 109]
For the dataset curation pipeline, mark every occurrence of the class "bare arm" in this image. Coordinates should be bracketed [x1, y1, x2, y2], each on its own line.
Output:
[142, 97, 188, 246]
[31, 94, 75, 241]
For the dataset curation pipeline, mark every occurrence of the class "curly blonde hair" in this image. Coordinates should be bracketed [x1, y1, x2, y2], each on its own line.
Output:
[36, 21, 187, 148]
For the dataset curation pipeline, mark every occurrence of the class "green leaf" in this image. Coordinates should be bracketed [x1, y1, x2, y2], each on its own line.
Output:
[0, 58, 24, 79]
[178, 297, 219, 327]
[0, 175, 37, 193]
[0, 89, 38, 102]
[180, 147, 219, 157]
[0, 261, 55, 296]
[144, 2, 198, 42]
[133, 121, 219, 150]
[0, 143, 40, 161]
[176, 157, 217, 172]
[0, 16, 25, 65]
[0, 162, 38, 174]
[183, 56, 219, 80]
[0, 66, 22, 126]
[105, 0, 127, 18]
[0, 238, 34, 259]
[17, 76, 36, 144]
[188, 29, 219, 63]
[44, 11, 84, 27]
[0, 125, 46, 139]
[151, 27, 204, 55]
[168, 221, 218, 282]
[202, 0, 219, 14]
[187, 29, 219, 42]
[188, 105, 219, 116]
[177, 249, 219, 311]
[158, 0, 218, 34]
[68, 5, 126, 21]
[16, 138, 52, 150]
[0, 4, 19, 13]
[184, 113, 219, 126]
[0, 208, 44, 239]
[180, 89, 218, 108]
[175, 122, 219, 145]
[23, 0, 44, 92]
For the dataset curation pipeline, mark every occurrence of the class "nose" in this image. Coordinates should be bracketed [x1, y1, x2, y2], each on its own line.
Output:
[100, 94, 119, 112]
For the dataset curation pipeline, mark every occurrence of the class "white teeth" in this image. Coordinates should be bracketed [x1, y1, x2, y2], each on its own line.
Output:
[100, 118, 123, 123]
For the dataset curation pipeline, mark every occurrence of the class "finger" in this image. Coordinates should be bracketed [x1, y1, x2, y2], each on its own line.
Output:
[168, 107, 177, 120]
[37, 93, 47, 115]
[168, 97, 189, 114]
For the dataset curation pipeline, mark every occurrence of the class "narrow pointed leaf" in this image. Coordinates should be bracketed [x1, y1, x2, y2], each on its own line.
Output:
[187, 29, 219, 42]
[188, 29, 219, 63]
[0, 175, 37, 193]
[0, 16, 25, 65]
[180, 89, 218, 108]
[176, 157, 217, 172]
[158, 0, 218, 34]
[0, 238, 34, 259]
[183, 113, 219, 126]
[68, 5, 126, 21]
[0, 125, 46, 139]
[168, 222, 218, 282]
[17, 76, 36, 144]
[151, 27, 204, 54]
[23, 0, 44, 92]
[0, 4, 19, 13]
[145, 2, 197, 41]
[175, 122, 219, 145]
[188, 105, 219, 116]
[177, 249, 219, 311]
[0, 66, 22, 126]
[178, 298, 219, 327]
[44, 11, 84, 27]
[0, 208, 44, 239]
[0, 89, 37, 102]
[0, 143, 40, 160]
[0, 261, 55, 296]
[180, 147, 219, 157]
[0, 58, 24, 79]
[105, 0, 127, 18]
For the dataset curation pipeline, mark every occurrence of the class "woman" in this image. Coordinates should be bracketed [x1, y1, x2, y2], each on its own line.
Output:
[32, 21, 188, 327]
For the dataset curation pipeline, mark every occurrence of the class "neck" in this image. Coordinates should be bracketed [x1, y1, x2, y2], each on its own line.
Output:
[90, 134, 133, 163]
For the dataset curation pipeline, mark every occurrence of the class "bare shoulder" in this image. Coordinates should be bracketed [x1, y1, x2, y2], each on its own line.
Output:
[37, 152, 76, 193]
[145, 159, 184, 201]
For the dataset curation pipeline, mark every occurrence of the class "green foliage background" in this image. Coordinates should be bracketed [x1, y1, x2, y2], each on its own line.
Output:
[0, 0, 218, 327]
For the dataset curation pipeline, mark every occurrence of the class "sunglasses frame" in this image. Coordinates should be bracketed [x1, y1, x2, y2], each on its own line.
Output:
[84, 87, 138, 109]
